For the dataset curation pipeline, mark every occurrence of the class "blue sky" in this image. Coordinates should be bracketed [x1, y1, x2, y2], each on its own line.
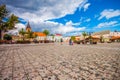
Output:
[49, 0, 120, 35]
[0, 0, 120, 36]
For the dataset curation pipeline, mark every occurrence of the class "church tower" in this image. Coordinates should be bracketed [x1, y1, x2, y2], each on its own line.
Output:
[26, 22, 32, 32]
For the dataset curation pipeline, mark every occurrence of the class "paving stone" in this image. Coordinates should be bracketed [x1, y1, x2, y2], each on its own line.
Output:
[0, 43, 119, 80]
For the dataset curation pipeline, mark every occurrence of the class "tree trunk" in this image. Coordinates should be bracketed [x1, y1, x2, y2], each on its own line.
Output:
[84, 36, 86, 44]
[0, 30, 4, 40]
[0, 29, 1, 40]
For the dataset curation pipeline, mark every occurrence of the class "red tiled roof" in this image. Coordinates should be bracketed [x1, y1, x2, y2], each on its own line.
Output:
[92, 36, 100, 39]
[34, 32, 46, 37]
[55, 34, 62, 36]
[110, 36, 120, 40]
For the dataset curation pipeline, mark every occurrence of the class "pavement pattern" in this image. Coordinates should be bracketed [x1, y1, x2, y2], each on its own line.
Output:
[0, 43, 120, 80]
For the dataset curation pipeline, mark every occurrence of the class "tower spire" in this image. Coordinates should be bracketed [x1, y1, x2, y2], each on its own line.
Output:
[26, 22, 31, 32]
[26, 22, 31, 28]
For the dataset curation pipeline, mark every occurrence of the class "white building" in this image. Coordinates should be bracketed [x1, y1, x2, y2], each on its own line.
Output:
[46, 36, 55, 41]
[54, 34, 63, 42]
[92, 30, 120, 42]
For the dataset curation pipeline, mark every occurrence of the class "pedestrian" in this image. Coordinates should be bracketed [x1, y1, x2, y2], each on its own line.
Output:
[60, 38, 63, 45]
[69, 38, 72, 45]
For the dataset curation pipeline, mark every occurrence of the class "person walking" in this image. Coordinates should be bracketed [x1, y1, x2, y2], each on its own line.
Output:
[60, 38, 63, 45]
[69, 38, 73, 45]
[69, 38, 72, 45]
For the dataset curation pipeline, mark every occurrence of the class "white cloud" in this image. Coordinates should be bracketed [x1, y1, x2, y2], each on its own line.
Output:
[3, 0, 87, 35]
[65, 32, 82, 36]
[15, 23, 26, 30]
[72, 22, 81, 26]
[55, 21, 85, 34]
[95, 21, 118, 28]
[7, 23, 26, 35]
[27, 20, 85, 35]
[98, 9, 120, 20]
[66, 20, 81, 26]
[85, 18, 91, 22]
[83, 3, 91, 12]
[6, 0, 86, 22]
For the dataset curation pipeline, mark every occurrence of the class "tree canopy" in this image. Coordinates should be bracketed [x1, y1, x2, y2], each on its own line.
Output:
[19, 28, 26, 40]
[6, 14, 19, 30]
[0, 5, 19, 40]
[71, 36, 76, 41]
[26, 31, 34, 39]
[19, 28, 26, 36]
[82, 32, 87, 38]
[0, 5, 8, 22]
[43, 29, 50, 36]
[3, 34, 12, 40]
[0, 5, 8, 30]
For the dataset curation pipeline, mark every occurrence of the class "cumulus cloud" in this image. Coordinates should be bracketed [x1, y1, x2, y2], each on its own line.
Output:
[85, 18, 91, 22]
[3, 0, 86, 22]
[98, 9, 120, 20]
[1, 0, 87, 36]
[55, 21, 85, 34]
[83, 3, 91, 11]
[95, 21, 118, 28]
[7, 23, 26, 35]
[64, 32, 82, 36]
[31, 20, 85, 34]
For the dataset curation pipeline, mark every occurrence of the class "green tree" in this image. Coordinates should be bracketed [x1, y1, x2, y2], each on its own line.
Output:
[6, 14, 19, 30]
[82, 32, 88, 44]
[100, 35, 104, 43]
[19, 28, 26, 40]
[0, 5, 9, 40]
[0, 5, 8, 20]
[33, 33, 37, 38]
[71, 36, 76, 41]
[89, 35, 92, 44]
[43, 29, 50, 40]
[50, 34, 54, 40]
[43, 29, 50, 36]
[26, 31, 34, 39]
[3, 34, 12, 40]
[0, 5, 19, 40]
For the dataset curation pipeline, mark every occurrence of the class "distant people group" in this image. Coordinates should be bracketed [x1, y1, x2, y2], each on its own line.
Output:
[60, 38, 73, 45]
[69, 38, 73, 45]
[60, 38, 63, 45]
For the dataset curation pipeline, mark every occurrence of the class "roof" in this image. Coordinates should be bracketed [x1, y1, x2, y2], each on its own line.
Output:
[86, 36, 100, 39]
[75, 36, 80, 38]
[92, 30, 110, 36]
[55, 34, 62, 36]
[110, 36, 120, 40]
[34, 32, 46, 37]
[26, 22, 31, 29]
[92, 36, 100, 39]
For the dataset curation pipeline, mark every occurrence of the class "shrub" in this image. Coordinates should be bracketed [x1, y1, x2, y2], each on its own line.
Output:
[16, 40, 31, 44]
[92, 42, 97, 44]
[44, 40, 49, 43]
[3, 34, 12, 40]
[39, 40, 44, 43]
[33, 39, 39, 43]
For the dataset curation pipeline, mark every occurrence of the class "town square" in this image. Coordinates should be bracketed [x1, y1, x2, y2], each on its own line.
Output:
[0, 43, 120, 80]
[0, 0, 120, 80]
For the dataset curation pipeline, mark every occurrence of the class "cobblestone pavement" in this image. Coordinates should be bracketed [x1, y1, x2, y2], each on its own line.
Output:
[0, 43, 120, 80]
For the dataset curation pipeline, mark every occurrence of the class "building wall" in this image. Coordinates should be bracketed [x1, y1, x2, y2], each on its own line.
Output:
[63, 37, 71, 42]
[36, 36, 46, 41]
[110, 32, 120, 36]
[92, 32, 120, 42]
[46, 36, 55, 41]
[54, 36, 63, 42]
